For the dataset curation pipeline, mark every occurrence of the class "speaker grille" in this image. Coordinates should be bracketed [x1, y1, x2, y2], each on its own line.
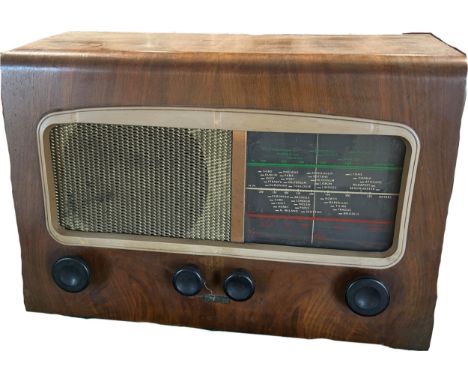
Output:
[49, 123, 232, 241]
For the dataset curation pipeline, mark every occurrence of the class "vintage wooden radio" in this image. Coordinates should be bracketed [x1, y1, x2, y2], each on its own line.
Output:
[1, 32, 466, 349]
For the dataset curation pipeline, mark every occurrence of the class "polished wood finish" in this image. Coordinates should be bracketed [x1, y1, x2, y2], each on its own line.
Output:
[230, 130, 247, 243]
[1, 33, 466, 350]
[12, 32, 462, 56]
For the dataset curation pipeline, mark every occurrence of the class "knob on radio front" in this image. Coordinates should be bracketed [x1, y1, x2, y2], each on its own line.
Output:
[345, 278, 390, 316]
[172, 265, 204, 296]
[52, 257, 90, 293]
[223, 269, 255, 301]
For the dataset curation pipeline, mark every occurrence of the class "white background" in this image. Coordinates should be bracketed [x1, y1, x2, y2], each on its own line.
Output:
[0, 1, 467, 380]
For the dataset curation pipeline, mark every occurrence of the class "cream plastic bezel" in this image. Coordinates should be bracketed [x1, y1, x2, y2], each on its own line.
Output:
[37, 107, 420, 269]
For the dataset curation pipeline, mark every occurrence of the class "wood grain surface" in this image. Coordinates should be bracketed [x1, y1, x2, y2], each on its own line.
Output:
[1, 32, 466, 350]
[230, 130, 246, 243]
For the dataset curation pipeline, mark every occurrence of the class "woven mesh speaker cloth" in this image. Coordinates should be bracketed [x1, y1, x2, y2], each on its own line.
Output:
[49, 123, 232, 241]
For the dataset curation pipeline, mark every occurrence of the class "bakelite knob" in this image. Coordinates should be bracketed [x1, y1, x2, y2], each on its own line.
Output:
[345, 278, 390, 316]
[52, 257, 90, 293]
[172, 265, 204, 296]
[224, 269, 255, 301]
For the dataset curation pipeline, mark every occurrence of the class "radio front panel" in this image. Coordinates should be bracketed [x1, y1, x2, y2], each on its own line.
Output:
[37, 108, 419, 268]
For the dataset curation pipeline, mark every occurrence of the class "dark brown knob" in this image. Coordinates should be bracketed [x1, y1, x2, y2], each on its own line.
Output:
[345, 278, 389, 316]
[52, 257, 90, 293]
[172, 265, 204, 296]
[223, 269, 255, 302]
